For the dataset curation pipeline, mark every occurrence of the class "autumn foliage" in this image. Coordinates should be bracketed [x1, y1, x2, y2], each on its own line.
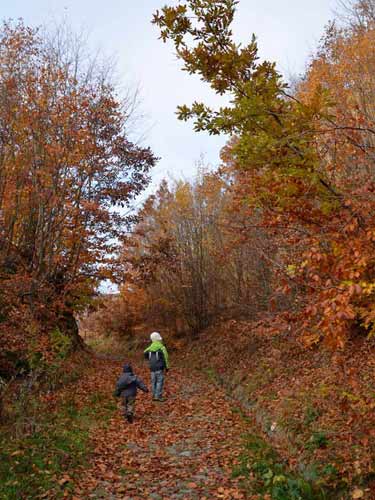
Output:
[2, 2, 375, 499]
[147, 0, 375, 349]
[65, 3, 375, 496]
[115, 170, 275, 337]
[0, 21, 156, 374]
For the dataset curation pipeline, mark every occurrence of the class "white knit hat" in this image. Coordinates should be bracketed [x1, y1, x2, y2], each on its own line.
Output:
[150, 331, 162, 342]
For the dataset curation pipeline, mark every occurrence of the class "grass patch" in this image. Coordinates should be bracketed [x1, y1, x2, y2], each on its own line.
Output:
[0, 385, 116, 499]
[305, 431, 330, 451]
[303, 405, 321, 426]
[202, 367, 222, 384]
[233, 433, 348, 499]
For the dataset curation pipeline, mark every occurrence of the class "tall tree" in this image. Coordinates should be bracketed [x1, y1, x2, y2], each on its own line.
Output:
[0, 21, 156, 372]
[153, 0, 375, 347]
[121, 171, 273, 336]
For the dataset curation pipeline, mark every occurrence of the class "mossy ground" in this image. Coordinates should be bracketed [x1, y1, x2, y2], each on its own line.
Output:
[0, 356, 116, 500]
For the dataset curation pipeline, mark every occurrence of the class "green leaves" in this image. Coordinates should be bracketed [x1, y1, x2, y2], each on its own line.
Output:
[153, 0, 327, 195]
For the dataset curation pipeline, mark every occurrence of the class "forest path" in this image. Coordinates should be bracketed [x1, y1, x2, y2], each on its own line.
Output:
[73, 357, 247, 500]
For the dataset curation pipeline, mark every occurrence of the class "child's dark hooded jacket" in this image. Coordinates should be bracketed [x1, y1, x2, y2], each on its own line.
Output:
[114, 364, 148, 398]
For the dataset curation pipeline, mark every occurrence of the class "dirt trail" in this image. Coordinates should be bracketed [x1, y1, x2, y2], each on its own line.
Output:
[74, 359, 248, 499]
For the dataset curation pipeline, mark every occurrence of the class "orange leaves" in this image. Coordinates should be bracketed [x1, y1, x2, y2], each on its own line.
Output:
[186, 481, 198, 488]
[57, 475, 71, 486]
[69, 357, 247, 499]
[150, 0, 375, 351]
[0, 21, 156, 371]
[79, 285, 150, 341]
[348, 284, 363, 297]
[294, 15, 375, 342]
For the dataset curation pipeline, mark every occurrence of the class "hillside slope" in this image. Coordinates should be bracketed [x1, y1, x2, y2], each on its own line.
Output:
[178, 317, 375, 498]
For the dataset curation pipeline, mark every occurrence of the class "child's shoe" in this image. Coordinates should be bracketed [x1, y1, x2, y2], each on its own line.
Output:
[126, 414, 134, 423]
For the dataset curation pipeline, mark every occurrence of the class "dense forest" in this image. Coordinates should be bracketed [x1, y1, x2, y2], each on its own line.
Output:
[90, 0, 375, 349]
[1, 1, 375, 499]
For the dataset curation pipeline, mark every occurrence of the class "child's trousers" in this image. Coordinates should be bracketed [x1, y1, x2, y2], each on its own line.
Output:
[151, 370, 164, 399]
[123, 396, 136, 417]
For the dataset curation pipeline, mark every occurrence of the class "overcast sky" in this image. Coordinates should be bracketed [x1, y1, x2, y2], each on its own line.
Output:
[2, 0, 336, 191]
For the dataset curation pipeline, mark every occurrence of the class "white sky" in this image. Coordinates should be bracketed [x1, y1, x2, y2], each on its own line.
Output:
[2, 0, 336, 191]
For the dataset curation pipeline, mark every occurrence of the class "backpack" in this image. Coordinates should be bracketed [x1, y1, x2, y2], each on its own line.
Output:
[147, 349, 165, 371]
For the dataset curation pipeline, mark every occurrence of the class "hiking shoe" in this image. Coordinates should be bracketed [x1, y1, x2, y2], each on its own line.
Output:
[126, 414, 134, 423]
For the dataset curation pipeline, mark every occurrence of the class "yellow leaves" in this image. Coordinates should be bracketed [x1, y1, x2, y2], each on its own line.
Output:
[302, 331, 321, 348]
[10, 450, 24, 457]
[359, 281, 375, 296]
[174, 182, 193, 211]
[286, 264, 296, 277]
[318, 383, 332, 397]
[351, 488, 364, 499]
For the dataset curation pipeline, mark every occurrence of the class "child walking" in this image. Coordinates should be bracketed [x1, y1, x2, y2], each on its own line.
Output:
[144, 332, 170, 402]
[114, 364, 148, 423]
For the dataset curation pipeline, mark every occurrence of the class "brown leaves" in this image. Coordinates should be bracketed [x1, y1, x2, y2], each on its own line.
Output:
[0, 20, 156, 372]
[70, 357, 247, 499]
[182, 316, 375, 492]
[150, 0, 375, 352]
[57, 475, 71, 486]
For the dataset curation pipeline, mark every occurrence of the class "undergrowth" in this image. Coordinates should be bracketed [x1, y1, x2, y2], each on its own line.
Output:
[0, 362, 116, 500]
[233, 431, 349, 500]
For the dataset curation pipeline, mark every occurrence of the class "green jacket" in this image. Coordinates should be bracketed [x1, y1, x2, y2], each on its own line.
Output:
[144, 341, 170, 370]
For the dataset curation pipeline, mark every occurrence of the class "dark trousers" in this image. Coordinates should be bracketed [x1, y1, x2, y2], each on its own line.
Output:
[122, 395, 136, 416]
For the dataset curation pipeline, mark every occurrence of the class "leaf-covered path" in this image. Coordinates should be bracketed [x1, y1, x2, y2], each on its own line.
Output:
[73, 357, 247, 499]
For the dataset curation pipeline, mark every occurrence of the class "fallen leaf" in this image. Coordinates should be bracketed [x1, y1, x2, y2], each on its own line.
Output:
[352, 489, 364, 499]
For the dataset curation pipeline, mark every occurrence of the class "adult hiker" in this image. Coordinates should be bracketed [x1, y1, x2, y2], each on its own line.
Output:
[144, 332, 169, 402]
